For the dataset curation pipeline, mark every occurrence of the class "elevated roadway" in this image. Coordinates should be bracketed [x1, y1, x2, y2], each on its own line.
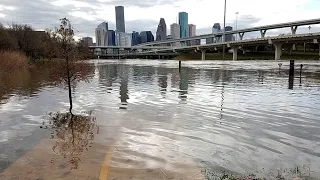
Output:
[135, 18, 320, 46]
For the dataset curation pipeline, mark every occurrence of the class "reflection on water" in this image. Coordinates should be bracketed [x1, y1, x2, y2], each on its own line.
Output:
[1, 60, 320, 179]
[48, 112, 97, 169]
[119, 65, 129, 109]
[179, 71, 188, 101]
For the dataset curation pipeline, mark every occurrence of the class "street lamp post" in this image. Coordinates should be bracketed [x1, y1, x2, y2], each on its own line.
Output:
[222, 0, 227, 60]
[235, 12, 239, 41]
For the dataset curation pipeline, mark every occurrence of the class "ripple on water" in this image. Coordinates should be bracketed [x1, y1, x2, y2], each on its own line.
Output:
[1, 60, 320, 178]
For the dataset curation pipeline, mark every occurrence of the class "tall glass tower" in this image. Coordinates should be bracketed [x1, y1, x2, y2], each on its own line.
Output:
[156, 18, 167, 41]
[179, 12, 188, 38]
[115, 6, 125, 33]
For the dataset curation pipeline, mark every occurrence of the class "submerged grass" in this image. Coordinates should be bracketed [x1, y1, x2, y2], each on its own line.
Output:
[200, 165, 314, 180]
[0, 51, 29, 72]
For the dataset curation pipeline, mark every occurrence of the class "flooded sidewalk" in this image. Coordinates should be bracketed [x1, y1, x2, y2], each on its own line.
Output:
[1, 60, 320, 179]
[0, 134, 205, 180]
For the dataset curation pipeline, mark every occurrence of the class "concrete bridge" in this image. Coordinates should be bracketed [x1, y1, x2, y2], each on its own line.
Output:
[139, 32, 320, 60]
[89, 18, 320, 60]
[136, 18, 320, 47]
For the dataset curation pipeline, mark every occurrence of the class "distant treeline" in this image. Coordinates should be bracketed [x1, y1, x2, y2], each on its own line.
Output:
[0, 23, 90, 61]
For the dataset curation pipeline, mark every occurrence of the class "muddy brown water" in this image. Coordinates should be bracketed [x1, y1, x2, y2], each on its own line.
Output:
[0, 60, 320, 179]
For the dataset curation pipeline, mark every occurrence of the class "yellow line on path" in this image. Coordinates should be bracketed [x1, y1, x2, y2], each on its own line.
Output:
[99, 147, 114, 180]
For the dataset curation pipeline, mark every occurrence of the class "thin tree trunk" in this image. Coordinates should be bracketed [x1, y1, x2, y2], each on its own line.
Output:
[66, 56, 73, 116]
[66, 55, 75, 145]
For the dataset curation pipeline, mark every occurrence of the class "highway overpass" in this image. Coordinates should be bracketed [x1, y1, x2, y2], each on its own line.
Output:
[89, 18, 320, 60]
[135, 18, 320, 47]
[138, 32, 320, 60]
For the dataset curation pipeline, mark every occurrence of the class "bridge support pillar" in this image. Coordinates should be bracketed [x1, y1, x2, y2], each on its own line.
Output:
[287, 44, 294, 55]
[291, 26, 298, 35]
[201, 49, 206, 60]
[260, 30, 267, 38]
[274, 42, 283, 60]
[216, 36, 222, 43]
[241, 47, 246, 54]
[232, 47, 238, 61]
[289, 47, 292, 55]
[239, 32, 245, 40]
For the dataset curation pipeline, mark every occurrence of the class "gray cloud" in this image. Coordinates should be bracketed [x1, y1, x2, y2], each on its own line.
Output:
[0, 0, 170, 38]
[0, 0, 316, 40]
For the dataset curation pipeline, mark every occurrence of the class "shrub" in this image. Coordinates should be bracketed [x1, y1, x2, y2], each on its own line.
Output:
[0, 51, 29, 71]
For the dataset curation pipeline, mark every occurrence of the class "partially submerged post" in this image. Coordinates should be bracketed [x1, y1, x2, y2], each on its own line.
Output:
[300, 64, 303, 84]
[179, 61, 181, 73]
[289, 60, 294, 89]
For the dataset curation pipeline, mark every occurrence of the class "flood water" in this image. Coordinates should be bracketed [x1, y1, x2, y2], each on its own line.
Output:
[1, 60, 320, 179]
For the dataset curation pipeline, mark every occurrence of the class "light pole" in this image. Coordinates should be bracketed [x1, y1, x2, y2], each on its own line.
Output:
[235, 12, 239, 41]
[222, 0, 227, 60]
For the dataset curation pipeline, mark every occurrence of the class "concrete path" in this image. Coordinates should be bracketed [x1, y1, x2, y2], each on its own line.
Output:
[0, 137, 205, 180]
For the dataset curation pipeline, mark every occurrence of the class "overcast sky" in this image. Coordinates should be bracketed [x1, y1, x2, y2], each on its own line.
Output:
[1, 0, 320, 40]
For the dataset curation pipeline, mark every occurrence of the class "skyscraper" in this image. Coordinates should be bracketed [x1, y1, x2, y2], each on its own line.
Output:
[131, 31, 139, 46]
[115, 6, 125, 33]
[179, 12, 188, 38]
[156, 18, 167, 41]
[139, 31, 154, 43]
[108, 30, 116, 46]
[116, 32, 132, 46]
[170, 23, 180, 39]
[95, 22, 108, 46]
[188, 24, 198, 45]
[82, 37, 93, 46]
[207, 23, 222, 44]
[225, 26, 233, 42]
[170, 23, 180, 46]
[188, 24, 196, 37]
[212, 23, 222, 34]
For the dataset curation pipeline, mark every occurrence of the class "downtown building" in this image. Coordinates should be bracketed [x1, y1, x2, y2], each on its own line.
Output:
[225, 26, 234, 42]
[188, 24, 196, 37]
[170, 23, 180, 47]
[139, 31, 154, 43]
[188, 24, 199, 45]
[82, 37, 93, 46]
[206, 23, 222, 44]
[156, 18, 167, 41]
[95, 22, 108, 46]
[116, 32, 132, 46]
[115, 6, 125, 33]
[131, 31, 140, 46]
[108, 30, 116, 46]
[179, 12, 189, 38]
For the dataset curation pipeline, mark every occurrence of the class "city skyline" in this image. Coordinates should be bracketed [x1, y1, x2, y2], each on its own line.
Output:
[1, 0, 319, 40]
[96, 7, 200, 46]
[95, 6, 233, 46]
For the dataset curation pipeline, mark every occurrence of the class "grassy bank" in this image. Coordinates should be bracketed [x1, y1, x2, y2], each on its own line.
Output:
[0, 51, 29, 71]
[176, 51, 320, 61]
